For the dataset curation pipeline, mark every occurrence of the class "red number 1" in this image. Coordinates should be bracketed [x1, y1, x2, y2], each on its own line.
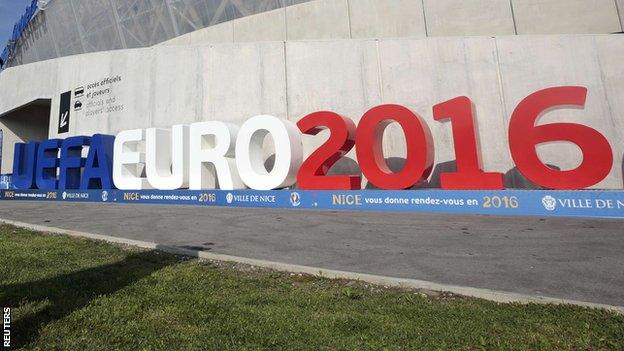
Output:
[433, 96, 504, 190]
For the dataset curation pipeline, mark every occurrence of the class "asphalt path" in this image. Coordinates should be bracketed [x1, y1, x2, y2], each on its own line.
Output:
[0, 201, 622, 307]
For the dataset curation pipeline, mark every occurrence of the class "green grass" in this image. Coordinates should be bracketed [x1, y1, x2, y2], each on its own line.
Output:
[0, 224, 622, 350]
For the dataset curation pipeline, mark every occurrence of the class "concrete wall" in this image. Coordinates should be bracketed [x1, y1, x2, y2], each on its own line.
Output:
[158, 0, 623, 46]
[513, 0, 622, 34]
[1, 35, 623, 189]
[286, 0, 351, 40]
[233, 8, 286, 42]
[348, 0, 426, 39]
[0, 103, 50, 173]
[0, 58, 58, 173]
[618, 0, 624, 30]
[423, 0, 516, 36]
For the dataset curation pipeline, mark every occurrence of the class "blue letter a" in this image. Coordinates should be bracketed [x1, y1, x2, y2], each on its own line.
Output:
[81, 134, 115, 189]
[59, 136, 90, 190]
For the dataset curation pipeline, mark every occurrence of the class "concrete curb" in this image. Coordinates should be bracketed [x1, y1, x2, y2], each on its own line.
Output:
[1, 217, 622, 314]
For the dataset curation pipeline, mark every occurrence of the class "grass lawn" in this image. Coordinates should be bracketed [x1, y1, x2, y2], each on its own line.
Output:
[0, 224, 622, 350]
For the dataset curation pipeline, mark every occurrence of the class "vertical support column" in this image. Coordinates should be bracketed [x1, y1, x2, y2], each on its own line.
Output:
[0, 128, 3, 172]
[509, 0, 518, 35]
[108, 0, 128, 49]
[165, 0, 181, 38]
[615, 0, 624, 32]
[43, 10, 62, 59]
[37, 0, 62, 60]
[68, 0, 87, 53]
[421, 0, 429, 36]
[21, 19, 41, 65]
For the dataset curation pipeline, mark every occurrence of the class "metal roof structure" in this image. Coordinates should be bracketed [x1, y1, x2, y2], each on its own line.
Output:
[2, 0, 311, 69]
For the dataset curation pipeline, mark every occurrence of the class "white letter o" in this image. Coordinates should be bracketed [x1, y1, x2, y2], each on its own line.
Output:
[235, 115, 302, 190]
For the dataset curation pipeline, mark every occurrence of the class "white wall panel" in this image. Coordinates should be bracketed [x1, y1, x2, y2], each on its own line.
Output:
[151, 47, 202, 128]
[285, 39, 381, 184]
[596, 35, 624, 189]
[1, 34, 623, 188]
[513, 0, 622, 34]
[107, 49, 154, 134]
[189, 21, 234, 44]
[348, 0, 426, 39]
[285, 0, 350, 40]
[0, 60, 57, 115]
[496, 35, 622, 189]
[378, 37, 512, 186]
[424, 0, 516, 36]
[233, 8, 286, 42]
[201, 42, 287, 125]
[618, 0, 624, 30]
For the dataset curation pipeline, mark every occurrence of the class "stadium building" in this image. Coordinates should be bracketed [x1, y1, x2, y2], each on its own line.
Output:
[0, 0, 623, 189]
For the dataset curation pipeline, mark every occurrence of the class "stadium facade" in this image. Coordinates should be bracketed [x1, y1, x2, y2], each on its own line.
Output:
[0, 0, 623, 189]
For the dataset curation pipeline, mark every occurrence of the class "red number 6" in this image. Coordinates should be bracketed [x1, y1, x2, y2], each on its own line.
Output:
[508, 86, 613, 189]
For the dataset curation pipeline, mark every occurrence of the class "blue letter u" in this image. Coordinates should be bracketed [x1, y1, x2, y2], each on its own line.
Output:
[12, 142, 39, 189]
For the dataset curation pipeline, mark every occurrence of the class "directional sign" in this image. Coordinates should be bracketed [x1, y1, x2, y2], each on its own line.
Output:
[58, 91, 71, 134]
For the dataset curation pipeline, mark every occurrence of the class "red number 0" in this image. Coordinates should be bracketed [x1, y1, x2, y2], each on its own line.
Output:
[296, 111, 361, 190]
[508, 86, 613, 189]
[356, 105, 434, 190]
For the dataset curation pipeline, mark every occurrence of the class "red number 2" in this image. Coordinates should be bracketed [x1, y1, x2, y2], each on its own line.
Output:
[296, 111, 361, 189]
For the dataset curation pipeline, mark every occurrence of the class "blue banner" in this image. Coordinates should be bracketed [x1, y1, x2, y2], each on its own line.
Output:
[0, 188, 623, 219]
[0, 175, 13, 190]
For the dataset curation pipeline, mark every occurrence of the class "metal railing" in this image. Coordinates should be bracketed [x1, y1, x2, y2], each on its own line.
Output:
[0, 0, 39, 68]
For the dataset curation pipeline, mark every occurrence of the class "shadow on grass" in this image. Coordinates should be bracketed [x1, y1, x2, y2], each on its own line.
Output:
[0, 250, 179, 348]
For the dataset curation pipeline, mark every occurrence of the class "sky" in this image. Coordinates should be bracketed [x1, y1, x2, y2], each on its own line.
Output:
[0, 0, 32, 52]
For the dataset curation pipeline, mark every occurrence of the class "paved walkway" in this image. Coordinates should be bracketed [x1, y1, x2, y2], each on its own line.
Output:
[0, 201, 622, 307]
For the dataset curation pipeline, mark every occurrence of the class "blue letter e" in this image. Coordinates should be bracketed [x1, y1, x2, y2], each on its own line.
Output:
[35, 139, 62, 190]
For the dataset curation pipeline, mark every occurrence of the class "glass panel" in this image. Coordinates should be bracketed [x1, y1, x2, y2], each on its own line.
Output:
[118, 1, 176, 47]
[5, 0, 316, 67]
[45, 0, 83, 57]
[72, 0, 123, 53]
[168, 0, 211, 34]
[28, 13, 58, 61]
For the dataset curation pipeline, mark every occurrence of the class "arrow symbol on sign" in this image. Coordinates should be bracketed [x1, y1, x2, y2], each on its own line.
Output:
[60, 111, 68, 128]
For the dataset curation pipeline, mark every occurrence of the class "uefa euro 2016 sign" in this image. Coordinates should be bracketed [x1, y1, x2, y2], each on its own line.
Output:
[5, 86, 624, 219]
[10, 87, 616, 192]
